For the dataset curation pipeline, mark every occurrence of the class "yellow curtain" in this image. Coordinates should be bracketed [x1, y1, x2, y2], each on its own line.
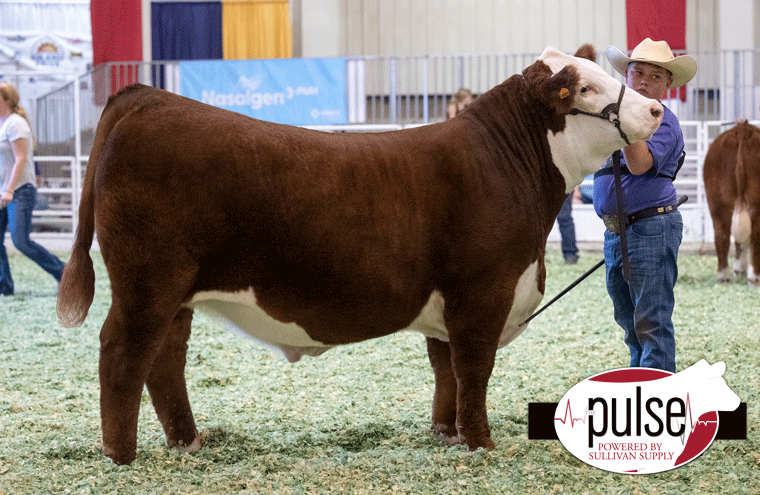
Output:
[222, 0, 293, 60]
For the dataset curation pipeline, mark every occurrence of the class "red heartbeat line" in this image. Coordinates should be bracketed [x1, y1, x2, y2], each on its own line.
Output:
[554, 393, 716, 441]
[553, 400, 590, 427]
[680, 393, 718, 445]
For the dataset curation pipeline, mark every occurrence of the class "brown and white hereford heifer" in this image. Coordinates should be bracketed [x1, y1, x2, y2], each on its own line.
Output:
[704, 120, 760, 286]
[57, 45, 662, 465]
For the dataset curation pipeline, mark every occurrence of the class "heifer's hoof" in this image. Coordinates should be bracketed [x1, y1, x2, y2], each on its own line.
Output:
[748, 266, 758, 287]
[717, 268, 732, 283]
[432, 423, 463, 446]
[102, 444, 136, 466]
[465, 437, 496, 452]
[733, 260, 747, 274]
[169, 435, 201, 453]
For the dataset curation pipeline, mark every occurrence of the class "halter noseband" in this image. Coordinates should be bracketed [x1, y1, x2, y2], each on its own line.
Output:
[569, 84, 630, 145]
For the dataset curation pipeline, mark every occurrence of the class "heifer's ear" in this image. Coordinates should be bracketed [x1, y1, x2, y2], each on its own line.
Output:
[574, 44, 596, 63]
[543, 66, 579, 114]
[523, 61, 579, 115]
[522, 60, 554, 92]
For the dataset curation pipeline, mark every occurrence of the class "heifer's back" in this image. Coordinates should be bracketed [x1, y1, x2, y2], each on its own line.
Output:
[58, 81, 566, 337]
[703, 120, 760, 285]
[60, 85, 453, 331]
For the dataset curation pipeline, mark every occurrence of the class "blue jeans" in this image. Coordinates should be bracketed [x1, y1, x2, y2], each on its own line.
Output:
[603, 211, 683, 372]
[557, 193, 577, 258]
[0, 184, 66, 295]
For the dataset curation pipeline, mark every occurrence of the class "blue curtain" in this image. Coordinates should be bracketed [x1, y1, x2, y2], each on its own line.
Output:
[151, 2, 222, 61]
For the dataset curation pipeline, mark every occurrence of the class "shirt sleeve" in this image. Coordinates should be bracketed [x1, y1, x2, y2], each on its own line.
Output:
[645, 115, 679, 176]
[5, 115, 32, 143]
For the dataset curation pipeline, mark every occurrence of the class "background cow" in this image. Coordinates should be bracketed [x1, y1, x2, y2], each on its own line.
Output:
[57, 45, 662, 465]
[703, 120, 760, 286]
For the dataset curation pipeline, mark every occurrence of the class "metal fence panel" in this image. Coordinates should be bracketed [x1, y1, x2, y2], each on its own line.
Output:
[9, 49, 760, 239]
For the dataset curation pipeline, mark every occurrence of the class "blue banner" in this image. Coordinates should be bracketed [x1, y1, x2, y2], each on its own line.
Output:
[179, 58, 347, 125]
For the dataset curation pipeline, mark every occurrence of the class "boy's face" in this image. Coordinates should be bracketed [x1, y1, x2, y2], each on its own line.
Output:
[626, 62, 673, 101]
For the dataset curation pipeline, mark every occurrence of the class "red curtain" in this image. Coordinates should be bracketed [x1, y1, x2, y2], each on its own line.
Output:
[626, 0, 687, 99]
[626, 0, 686, 51]
[91, 0, 143, 104]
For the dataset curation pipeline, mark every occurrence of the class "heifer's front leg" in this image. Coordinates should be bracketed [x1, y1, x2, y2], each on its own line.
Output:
[145, 307, 200, 453]
[426, 337, 460, 444]
[443, 291, 507, 451]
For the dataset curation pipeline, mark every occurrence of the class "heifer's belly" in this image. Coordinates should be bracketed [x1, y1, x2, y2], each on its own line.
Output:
[187, 289, 334, 363]
[187, 261, 543, 361]
[501, 260, 545, 345]
[407, 260, 544, 347]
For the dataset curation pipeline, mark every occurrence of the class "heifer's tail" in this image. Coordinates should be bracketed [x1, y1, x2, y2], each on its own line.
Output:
[732, 121, 752, 245]
[732, 206, 751, 244]
[57, 84, 146, 327]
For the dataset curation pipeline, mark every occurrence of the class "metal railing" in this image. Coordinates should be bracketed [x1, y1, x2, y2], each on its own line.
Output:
[14, 121, 749, 250]
[29, 49, 760, 157]
[9, 48, 760, 242]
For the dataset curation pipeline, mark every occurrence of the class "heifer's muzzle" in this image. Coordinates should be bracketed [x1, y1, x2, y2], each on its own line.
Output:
[569, 84, 630, 145]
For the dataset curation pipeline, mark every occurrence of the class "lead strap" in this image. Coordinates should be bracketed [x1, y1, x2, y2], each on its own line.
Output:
[612, 149, 630, 282]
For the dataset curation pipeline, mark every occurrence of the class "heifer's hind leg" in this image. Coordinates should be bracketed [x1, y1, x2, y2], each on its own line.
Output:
[99, 303, 177, 464]
[734, 241, 747, 275]
[712, 204, 734, 282]
[426, 337, 461, 445]
[749, 212, 760, 287]
[145, 307, 200, 453]
[99, 263, 195, 466]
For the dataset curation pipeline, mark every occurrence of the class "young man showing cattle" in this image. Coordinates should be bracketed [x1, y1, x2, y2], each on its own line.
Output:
[593, 39, 697, 373]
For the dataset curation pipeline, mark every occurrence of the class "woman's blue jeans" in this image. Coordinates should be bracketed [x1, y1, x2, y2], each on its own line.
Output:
[0, 183, 66, 295]
[557, 193, 578, 258]
[603, 211, 683, 373]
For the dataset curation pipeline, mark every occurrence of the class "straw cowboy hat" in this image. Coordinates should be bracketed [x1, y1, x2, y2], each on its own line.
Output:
[607, 38, 697, 88]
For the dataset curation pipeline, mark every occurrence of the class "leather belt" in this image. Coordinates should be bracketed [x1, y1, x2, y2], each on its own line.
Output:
[603, 204, 678, 235]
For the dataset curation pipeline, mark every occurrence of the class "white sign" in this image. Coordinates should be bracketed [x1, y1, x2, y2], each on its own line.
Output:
[0, 31, 92, 73]
[554, 360, 740, 474]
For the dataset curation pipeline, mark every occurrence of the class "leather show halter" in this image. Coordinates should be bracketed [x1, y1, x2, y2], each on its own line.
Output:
[569, 84, 630, 145]
[569, 83, 631, 281]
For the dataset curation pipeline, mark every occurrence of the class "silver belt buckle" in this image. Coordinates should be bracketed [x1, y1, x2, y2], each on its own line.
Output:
[603, 215, 621, 234]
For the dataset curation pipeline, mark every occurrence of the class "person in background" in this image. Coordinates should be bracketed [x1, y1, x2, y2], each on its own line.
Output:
[578, 175, 594, 204]
[447, 88, 474, 119]
[594, 39, 697, 372]
[556, 190, 579, 264]
[0, 82, 65, 295]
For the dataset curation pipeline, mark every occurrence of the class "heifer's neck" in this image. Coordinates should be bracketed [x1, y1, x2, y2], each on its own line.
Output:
[545, 122, 614, 196]
[461, 76, 573, 236]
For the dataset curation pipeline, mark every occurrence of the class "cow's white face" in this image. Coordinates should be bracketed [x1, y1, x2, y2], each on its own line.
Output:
[539, 47, 663, 192]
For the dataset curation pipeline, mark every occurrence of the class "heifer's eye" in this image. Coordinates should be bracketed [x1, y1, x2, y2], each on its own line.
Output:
[580, 86, 590, 94]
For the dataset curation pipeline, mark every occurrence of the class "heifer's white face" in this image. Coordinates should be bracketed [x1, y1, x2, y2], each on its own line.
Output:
[538, 47, 663, 193]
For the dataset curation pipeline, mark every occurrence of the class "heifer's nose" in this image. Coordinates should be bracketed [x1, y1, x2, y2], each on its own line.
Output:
[650, 102, 663, 121]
